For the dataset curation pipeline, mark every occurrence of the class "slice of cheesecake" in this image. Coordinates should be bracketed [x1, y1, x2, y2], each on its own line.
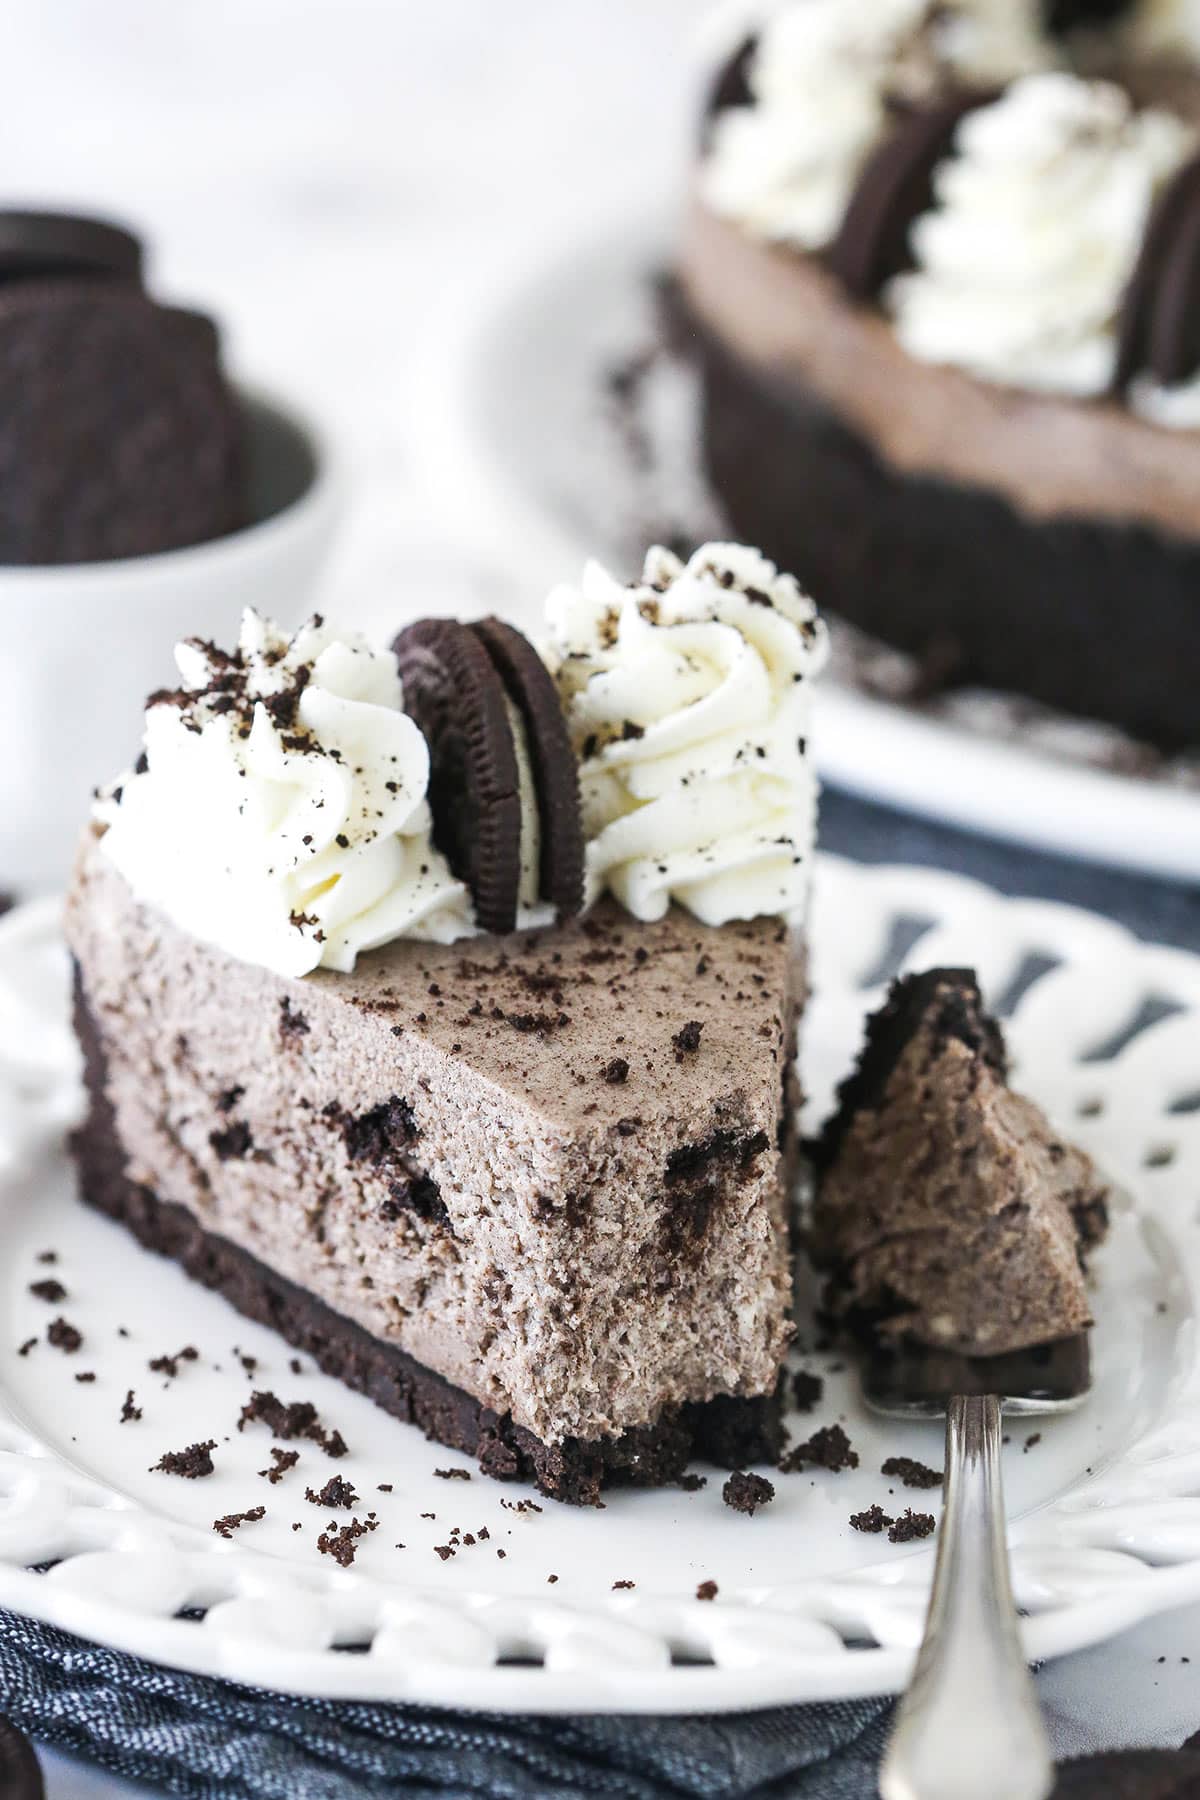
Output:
[811, 969, 1109, 1364]
[64, 547, 825, 1503]
[68, 833, 799, 1503]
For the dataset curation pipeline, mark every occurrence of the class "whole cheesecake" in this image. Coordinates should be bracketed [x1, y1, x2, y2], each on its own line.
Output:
[678, 0, 1200, 749]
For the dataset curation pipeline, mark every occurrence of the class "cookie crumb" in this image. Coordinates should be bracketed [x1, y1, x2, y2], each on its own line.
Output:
[47, 1317, 83, 1354]
[29, 1278, 67, 1304]
[317, 1517, 377, 1567]
[259, 1446, 299, 1485]
[148, 1345, 199, 1379]
[152, 1439, 217, 1479]
[213, 1506, 266, 1539]
[672, 1020, 703, 1059]
[780, 1423, 859, 1475]
[722, 1471, 775, 1515]
[881, 1456, 943, 1491]
[433, 1467, 471, 1482]
[305, 1475, 359, 1510]
[120, 1389, 141, 1423]
[696, 1580, 718, 1602]
[791, 1370, 824, 1413]
[612, 1579, 635, 1591]
[850, 1505, 894, 1534]
[888, 1509, 937, 1544]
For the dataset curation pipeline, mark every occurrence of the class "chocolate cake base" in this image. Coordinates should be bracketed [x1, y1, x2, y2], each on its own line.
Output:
[689, 314, 1200, 752]
[71, 979, 783, 1506]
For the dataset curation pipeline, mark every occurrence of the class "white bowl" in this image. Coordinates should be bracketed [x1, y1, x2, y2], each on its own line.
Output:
[0, 388, 343, 891]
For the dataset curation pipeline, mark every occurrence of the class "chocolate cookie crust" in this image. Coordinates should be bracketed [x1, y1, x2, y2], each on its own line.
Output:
[72, 977, 783, 1505]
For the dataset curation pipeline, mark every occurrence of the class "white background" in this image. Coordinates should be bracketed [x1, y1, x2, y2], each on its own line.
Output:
[0, 1, 1197, 1789]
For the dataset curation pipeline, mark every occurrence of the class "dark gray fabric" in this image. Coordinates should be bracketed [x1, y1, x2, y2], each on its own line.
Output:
[4, 794, 1196, 1797]
[0, 1607, 891, 1799]
[821, 792, 1200, 955]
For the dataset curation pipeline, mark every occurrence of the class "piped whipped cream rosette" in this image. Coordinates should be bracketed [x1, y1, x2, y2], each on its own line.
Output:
[701, 0, 1054, 253]
[542, 543, 828, 926]
[97, 543, 828, 973]
[97, 612, 473, 978]
[887, 72, 1196, 397]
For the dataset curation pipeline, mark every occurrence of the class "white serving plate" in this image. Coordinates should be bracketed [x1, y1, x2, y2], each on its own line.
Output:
[1, 860, 1199, 1713]
[418, 215, 1200, 886]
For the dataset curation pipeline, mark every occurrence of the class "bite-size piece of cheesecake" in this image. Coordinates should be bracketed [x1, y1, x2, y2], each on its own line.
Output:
[66, 544, 827, 1503]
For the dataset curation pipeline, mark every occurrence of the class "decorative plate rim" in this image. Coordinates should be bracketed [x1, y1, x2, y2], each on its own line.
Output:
[1, 857, 1199, 1713]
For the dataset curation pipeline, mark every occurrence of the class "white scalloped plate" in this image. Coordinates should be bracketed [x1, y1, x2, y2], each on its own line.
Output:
[1, 859, 1200, 1714]
[416, 213, 1200, 884]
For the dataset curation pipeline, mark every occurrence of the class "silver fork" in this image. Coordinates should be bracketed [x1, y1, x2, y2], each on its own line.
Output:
[866, 1343, 1092, 1800]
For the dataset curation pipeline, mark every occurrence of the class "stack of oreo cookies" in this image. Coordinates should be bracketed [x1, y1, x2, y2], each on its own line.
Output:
[0, 208, 245, 563]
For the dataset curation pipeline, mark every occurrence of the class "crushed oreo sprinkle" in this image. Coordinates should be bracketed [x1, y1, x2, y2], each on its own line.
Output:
[316, 1516, 378, 1568]
[214, 1506, 266, 1539]
[260, 1447, 300, 1485]
[850, 1505, 894, 1534]
[881, 1456, 943, 1491]
[722, 1471, 775, 1515]
[305, 1475, 359, 1510]
[29, 1278, 67, 1303]
[889, 1509, 937, 1544]
[152, 1440, 217, 1479]
[780, 1423, 859, 1475]
[47, 1317, 83, 1353]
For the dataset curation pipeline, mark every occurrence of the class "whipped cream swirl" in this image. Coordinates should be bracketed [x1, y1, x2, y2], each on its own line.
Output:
[701, 0, 935, 251]
[97, 612, 474, 978]
[542, 543, 827, 926]
[700, 1, 1054, 252]
[888, 73, 1195, 396]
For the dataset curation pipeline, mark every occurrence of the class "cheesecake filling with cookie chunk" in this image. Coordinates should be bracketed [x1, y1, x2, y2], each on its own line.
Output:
[811, 969, 1110, 1360]
[67, 550, 819, 1502]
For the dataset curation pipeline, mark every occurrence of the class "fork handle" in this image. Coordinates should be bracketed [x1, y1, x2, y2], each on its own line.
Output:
[880, 1394, 1054, 1800]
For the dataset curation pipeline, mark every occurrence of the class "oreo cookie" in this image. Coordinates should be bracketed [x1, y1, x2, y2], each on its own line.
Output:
[1146, 179, 1200, 389]
[701, 36, 757, 147]
[828, 92, 997, 302]
[1043, 0, 1136, 34]
[392, 617, 583, 936]
[1114, 150, 1200, 391]
[470, 617, 584, 920]
[0, 280, 244, 563]
[0, 1715, 44, 1800]
[0, 208, 143, 287]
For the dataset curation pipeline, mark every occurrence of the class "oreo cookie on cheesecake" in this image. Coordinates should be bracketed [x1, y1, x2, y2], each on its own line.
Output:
[393, 616, 584, 935]
[0, 207, 245, 564]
